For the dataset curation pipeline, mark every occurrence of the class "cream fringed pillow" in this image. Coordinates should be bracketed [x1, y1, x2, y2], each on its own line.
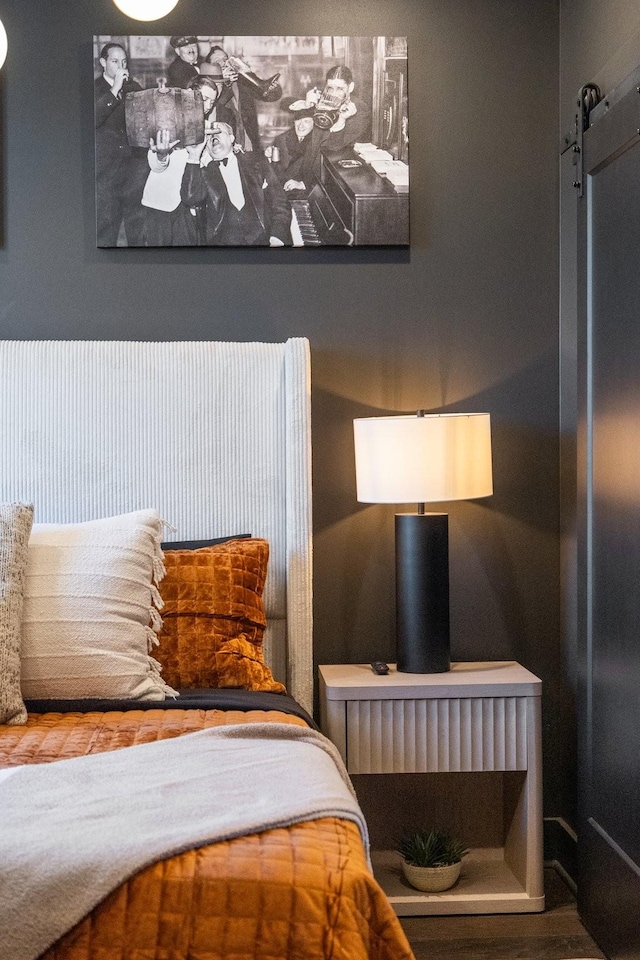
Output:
[0, 502, 34, 724]
[20, 509, 177, 701]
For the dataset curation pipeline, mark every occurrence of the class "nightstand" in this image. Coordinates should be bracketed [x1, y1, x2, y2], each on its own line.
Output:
[319, 661, 544, 916]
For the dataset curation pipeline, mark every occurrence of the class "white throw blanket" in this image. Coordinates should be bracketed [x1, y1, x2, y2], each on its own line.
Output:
[0, 723, 369, 960]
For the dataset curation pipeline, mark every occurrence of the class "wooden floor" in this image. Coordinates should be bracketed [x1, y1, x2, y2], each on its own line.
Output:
[399, 868, 606, 960]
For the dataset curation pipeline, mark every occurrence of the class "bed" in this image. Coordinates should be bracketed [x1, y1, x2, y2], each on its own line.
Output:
[0, 340, 414, 960]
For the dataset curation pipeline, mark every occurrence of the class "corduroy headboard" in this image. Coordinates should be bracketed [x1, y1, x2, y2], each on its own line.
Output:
[0, 339, 313, 711]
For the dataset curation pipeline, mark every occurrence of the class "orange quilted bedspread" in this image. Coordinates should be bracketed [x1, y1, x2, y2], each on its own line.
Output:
[0, 709, 415, 960]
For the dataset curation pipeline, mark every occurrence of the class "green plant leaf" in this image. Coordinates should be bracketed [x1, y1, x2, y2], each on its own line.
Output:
[395, 828, 469, 867]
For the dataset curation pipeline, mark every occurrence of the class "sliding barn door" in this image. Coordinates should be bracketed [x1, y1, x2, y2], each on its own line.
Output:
[576, 79, 640, 959]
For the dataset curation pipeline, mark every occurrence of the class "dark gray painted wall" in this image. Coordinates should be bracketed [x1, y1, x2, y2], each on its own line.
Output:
[0, 0, 564, 813]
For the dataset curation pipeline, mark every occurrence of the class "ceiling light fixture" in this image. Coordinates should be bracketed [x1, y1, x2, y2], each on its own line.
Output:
[112, 0, 180, 21]
[0, 18, 8, 69]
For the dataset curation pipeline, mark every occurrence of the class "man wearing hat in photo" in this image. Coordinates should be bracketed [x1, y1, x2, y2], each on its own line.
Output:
[189, 68, 236, 132]
[268, 98, 315, 193]
[181, 121, 291, 246]
[167, 36, 200, 88]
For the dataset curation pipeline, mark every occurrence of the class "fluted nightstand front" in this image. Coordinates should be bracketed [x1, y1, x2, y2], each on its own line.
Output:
[319, 660, 544, 916]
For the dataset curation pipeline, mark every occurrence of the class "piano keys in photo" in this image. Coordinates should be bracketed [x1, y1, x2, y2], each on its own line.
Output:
[289, 148, 409, 246]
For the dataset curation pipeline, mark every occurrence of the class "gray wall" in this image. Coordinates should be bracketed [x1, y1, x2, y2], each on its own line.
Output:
[0, 0, 565, 814]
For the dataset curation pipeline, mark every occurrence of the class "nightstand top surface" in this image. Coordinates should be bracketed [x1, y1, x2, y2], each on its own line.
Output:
[318, 661, 541, 700]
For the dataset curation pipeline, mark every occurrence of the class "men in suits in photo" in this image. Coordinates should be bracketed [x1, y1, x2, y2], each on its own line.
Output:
[180, 122, 292, 246]
[94, 41, 148, 246]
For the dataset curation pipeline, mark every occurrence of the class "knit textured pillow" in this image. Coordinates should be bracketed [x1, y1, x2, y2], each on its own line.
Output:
[0, 502, 34, 725]
[20, 510, 177, 701]
[157, 538, 285, 693]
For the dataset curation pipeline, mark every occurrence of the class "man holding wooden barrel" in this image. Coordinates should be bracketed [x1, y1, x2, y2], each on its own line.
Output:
[140, 73, 229, 246]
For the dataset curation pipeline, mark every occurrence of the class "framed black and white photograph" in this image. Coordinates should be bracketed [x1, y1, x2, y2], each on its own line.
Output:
[93, 35, 409, 247]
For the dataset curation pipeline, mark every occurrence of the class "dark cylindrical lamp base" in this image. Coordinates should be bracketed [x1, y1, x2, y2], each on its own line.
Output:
[395, 513, 450, 673]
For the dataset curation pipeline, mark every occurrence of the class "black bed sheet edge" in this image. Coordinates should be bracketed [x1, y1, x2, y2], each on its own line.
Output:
[24, 689, 317, 730]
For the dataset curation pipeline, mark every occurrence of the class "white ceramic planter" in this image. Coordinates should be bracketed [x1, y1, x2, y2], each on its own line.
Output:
[401, 859, 462, 892]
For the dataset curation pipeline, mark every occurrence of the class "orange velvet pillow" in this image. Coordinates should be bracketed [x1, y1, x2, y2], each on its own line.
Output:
[156, 538, 285, 693]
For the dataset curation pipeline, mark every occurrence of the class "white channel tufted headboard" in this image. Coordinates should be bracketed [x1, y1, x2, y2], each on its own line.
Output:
[0, 339, 313, 712]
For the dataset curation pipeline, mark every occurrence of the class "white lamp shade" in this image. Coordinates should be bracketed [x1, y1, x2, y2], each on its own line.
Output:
[354, 412, 493, 503]
[112, 0, 180, 21]
[0, 19, 7, 69]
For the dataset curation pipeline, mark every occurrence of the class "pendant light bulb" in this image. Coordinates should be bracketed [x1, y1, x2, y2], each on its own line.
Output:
[112, 0, 180, 21]
[0, 19, 8, 69]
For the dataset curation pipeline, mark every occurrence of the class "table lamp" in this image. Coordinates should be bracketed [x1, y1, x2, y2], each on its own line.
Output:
[353, 411, 493, 673]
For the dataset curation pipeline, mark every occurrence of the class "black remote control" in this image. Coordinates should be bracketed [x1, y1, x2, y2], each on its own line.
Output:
[371, 660, 390, 675]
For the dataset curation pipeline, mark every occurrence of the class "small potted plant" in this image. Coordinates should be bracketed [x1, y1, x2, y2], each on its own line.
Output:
[396, 828, 469, 892]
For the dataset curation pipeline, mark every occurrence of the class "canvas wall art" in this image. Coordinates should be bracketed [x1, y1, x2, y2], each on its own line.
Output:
[93, 35, 408, 247]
